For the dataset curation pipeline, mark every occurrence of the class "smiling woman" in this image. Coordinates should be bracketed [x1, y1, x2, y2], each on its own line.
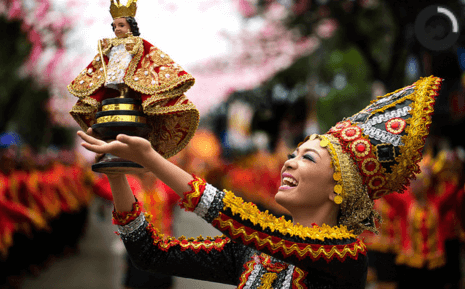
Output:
[276, 139, 338, 227]
[77, 75, 442, 289]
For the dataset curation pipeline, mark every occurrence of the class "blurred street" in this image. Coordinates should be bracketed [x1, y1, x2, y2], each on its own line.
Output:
[21, 199, 234, 289]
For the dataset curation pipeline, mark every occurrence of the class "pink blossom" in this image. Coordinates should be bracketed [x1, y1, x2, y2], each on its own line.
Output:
[43, 48, 66, 83]
[25, 44, 43, 72]
[35, 0, 50, 21]
[27, 28, 42, 45]
[7, 0, 23, 20]
[316, 18, 338, 39]
[264, 3, 287, 21]
[237, 0, 256, 18]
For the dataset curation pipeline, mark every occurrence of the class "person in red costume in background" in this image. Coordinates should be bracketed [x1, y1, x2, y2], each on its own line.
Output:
[0, 144, 118, 289]
[431, 145, 464, 289]
[367, 144, 463, 289]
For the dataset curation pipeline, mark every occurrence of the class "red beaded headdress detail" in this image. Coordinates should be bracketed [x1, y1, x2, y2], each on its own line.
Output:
[326, 76, 442, 200]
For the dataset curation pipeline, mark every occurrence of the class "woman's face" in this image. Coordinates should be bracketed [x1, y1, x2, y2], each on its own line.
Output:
[275, 138, 336, 211]
[113, 18, 131, 38]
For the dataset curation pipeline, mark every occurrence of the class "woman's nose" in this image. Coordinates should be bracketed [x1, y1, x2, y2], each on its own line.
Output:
[284, 158, 297, 169]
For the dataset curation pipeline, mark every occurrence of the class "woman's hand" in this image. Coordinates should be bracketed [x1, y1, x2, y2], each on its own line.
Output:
[77, 128, 152, 168]
[78, 128, 194, 197]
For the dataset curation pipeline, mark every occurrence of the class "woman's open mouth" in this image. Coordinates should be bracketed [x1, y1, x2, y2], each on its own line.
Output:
[279, 173, 298, 190]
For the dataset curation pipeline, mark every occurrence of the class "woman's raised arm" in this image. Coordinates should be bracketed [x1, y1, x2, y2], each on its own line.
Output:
[77, 129, 194, 198]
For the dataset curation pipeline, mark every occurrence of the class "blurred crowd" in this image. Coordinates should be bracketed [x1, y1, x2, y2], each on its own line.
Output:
[0, 145, 112, 289]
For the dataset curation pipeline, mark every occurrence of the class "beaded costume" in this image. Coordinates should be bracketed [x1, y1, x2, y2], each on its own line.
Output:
[113, 75, 443, 289]
[114, 177, 368, 289]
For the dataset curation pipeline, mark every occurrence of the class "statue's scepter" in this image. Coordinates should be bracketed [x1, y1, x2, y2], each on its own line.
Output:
[98, 40, 108, 81]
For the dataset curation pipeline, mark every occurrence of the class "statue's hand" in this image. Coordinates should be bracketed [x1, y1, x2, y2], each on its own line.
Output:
[100, 38, 110, 50]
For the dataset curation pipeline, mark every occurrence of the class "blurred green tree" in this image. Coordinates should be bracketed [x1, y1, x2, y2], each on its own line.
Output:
[0, 17, 73, 150]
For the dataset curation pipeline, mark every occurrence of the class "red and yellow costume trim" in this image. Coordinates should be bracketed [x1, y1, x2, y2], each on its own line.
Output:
[180, 176, 367, 263]
[146, 222, 231, 253]
[213, 213, 366, 262]
[179, 175, 205, 211]
[112, 202, 142, 225]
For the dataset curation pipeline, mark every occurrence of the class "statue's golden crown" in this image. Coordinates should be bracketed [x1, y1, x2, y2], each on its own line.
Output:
[110, 0, 137, 19]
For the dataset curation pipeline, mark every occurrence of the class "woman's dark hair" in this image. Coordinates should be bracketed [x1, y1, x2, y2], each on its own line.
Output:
[111, 17, 140, 36]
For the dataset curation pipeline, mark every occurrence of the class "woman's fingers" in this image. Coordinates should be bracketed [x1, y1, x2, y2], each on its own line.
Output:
[115, 134, 131, 144]
[116, 134, 150, 150]
[81, 142, 108, 154]
[77, 131, 105, 145]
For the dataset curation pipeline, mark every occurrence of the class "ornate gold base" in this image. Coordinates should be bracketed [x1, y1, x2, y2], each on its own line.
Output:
[92, 153, 149, 174]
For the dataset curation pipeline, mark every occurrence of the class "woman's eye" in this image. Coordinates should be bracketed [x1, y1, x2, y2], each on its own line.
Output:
[287, 153, 296, 160]
[304, 154, 315, 162]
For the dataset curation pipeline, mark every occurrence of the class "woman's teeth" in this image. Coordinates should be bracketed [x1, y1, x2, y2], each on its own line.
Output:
[283, 177, 298, 187]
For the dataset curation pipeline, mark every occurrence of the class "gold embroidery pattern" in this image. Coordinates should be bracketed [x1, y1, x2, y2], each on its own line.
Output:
[68, 37, 194, 102]
[222, 190, 357, 240]
[293, 267, 307, 289]
[102, 103, 141, 111]
[146, 96, 199, 158]
[214, 214, 367, 261]
[237, 259, 256, 289]
[125, 44, 195, 96]
[258, 272, 278, 289]
[69, 100, 98, 130]
[96, 115, 146, 124]
[67, 54, 106, 98]
[147, 224, 230, 252]
[322, 134, 377, 235]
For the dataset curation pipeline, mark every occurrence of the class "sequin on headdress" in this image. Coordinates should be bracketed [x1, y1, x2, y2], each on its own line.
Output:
[318, 76, 443, 234]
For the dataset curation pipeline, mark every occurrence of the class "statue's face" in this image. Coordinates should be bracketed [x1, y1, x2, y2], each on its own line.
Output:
[113, 18, 131, 38]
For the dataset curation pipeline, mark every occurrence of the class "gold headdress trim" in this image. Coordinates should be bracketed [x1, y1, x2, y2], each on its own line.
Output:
[110, 0, 138, 19]
[318, 134, 378, 234]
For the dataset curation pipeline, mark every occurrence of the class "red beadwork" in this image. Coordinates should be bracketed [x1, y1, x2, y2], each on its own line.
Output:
[331, 120, 351, 133]
[366, 161, 376, 171]
[369, 176, 385, 189]
[341, 126, 361, 141]
[351, 139, 371, 158]
[361, 158, 380, 176]
[386, 118, 406, 135]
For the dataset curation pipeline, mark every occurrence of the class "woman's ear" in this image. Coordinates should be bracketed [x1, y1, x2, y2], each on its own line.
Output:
[328, 191, 337, 202]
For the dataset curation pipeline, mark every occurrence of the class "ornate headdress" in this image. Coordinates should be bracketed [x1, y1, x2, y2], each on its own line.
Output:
[110, 0, 138, 19]
[315, 76, 443, 234]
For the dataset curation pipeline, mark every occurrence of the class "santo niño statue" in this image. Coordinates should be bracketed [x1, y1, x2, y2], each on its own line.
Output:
[68, 0, 199, 162]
